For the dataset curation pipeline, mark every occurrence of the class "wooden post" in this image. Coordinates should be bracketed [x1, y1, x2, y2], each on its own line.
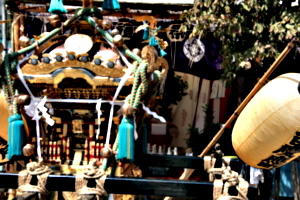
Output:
[13, 13, 20, 52]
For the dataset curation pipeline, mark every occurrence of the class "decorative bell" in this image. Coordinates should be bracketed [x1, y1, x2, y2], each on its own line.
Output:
[23, 144, 35, 157]
[16, 94, 31, 106]
[100, 147, 113, 158]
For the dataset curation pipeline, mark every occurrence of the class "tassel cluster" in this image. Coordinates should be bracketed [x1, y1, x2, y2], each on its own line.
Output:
[48, 0, 67, 14]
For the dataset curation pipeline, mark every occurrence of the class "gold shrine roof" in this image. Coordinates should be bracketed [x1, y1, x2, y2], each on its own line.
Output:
[21, 34, 133, 88]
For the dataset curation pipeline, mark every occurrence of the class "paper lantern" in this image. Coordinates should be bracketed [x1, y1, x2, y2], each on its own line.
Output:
[0, 91, 9, 141]
[232, 73, 300, 169]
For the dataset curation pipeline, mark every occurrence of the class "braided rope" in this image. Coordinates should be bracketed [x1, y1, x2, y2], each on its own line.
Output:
[128, 69, 140, 106]
[123, 62, 149, 113]
[12, 90, 18, 115]
[205, 155, 249, 200]
[1, 80, 12, 115]
[133, 63, 148, 109]
[2, 55, 19, 116]
[131, 61, 139, 78]
[213, 179, 223, 200]
[204, 156, 217, 182]
[3, 55, 15, 98]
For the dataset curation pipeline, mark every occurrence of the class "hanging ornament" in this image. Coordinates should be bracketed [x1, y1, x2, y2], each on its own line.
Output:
[183, 37, 205, 63]
[117, 116, 135, 163]
[48, 0, 67, 14]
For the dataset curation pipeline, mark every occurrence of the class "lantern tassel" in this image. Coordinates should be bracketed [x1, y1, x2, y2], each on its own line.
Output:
[117, 116, 135, 163]
[48, 0, 67, 14]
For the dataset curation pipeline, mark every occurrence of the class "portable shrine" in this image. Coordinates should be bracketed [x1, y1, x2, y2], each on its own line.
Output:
[2, 0, 299, 199]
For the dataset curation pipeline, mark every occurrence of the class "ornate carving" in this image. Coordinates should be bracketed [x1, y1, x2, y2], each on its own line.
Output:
[155, 57, 169, 78]
[22, 58, 126, 78]
[141, 45, 158, 73]
[25, 68, 133, 89]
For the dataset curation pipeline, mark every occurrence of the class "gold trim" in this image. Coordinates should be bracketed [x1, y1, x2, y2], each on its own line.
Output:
[25, 68, 134, 88]
[34, 35, 69, 56]
[22, 58, 126, 78]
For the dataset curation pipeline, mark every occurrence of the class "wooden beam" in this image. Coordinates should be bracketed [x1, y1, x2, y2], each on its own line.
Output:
[135, 154, 241, 171]
[0, 172, 258, 198]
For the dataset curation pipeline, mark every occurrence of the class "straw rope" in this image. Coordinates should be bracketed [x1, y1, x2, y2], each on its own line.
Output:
[204, 156, 249, 200]
[76, 161, 107, 199]
[17, 162, 52, 200]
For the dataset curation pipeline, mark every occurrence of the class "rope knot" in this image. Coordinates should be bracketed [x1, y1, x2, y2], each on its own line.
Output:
[17, 162, 52, 200]
[76, 161, 108, 199]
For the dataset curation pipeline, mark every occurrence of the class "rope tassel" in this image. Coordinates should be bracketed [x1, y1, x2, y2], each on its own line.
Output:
[117, 116, 135, 163]
[7, 91, 26, 160]
[8, 114, 25, 159]
[48, 0, 67, 14]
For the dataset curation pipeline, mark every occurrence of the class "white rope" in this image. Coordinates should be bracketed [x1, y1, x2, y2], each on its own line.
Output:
[88, 16, 135, 148]
[96, 98, 102, 139]
[142, 103, 166, 123]
[17, 51, 44, 162]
